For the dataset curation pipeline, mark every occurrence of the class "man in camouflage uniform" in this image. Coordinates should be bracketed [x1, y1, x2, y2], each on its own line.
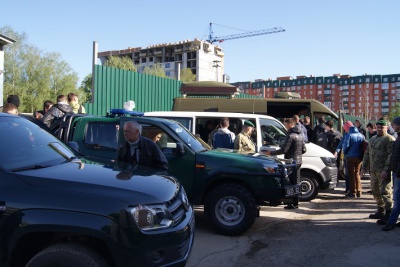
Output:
[361, 119, 395, 222]
[234, 120, 255, 153]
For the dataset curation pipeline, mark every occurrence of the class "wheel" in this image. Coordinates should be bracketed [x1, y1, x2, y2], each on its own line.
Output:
[204, 184, 257, 236]
[26, 243, 109, 267]
[299, 172, 319, 202]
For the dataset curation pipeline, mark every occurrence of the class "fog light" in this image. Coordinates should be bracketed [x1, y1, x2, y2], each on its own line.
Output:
[150, 250, 165, 264]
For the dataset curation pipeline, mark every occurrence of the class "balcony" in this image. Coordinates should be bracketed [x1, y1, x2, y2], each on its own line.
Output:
[139, 52, 147, 57]
[216, 51, 225, 57]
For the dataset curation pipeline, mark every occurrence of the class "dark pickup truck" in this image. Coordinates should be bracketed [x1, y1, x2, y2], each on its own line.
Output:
[1, 113, 194, 267]
[48, 111, 299, 236]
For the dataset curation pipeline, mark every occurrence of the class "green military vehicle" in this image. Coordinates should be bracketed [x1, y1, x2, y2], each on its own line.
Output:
[52, 110, 299, 236]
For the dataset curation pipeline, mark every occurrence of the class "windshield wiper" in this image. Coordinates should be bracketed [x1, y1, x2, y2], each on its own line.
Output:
[10, 165, 50, 172]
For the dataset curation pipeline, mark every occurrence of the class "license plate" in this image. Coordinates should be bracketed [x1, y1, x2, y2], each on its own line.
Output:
[285, 185, 300, 196]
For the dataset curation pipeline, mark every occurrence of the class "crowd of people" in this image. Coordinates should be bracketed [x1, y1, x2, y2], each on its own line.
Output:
[1, 93, 86, 129]
[3, 94, 400, 230]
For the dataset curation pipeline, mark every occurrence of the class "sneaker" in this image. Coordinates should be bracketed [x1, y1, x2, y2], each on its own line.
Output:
[369, 212, 385, 219]
[382, 224, 395, 231]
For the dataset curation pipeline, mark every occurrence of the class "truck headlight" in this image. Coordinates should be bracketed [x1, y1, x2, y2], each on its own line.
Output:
[131, 204, 173, 231]
[321, 157, 337, 167]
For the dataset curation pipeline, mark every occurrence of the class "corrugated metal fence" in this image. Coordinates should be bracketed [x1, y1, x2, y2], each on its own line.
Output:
[84, 65, 259, 115]
[85, 65, 182, 115]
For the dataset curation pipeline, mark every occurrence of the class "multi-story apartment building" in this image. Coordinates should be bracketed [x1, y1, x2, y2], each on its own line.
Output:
[98, 39, 225, 82]
[232, 73, 400, 120]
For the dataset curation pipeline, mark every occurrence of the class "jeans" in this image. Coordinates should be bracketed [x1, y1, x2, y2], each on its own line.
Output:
[388, 174, 400, 225]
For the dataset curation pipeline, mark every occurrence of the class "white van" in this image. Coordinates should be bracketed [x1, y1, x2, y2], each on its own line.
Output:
[145, 111, 338, 201]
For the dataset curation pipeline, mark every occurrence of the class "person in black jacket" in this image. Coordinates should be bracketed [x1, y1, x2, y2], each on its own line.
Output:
[312, 116, 326, 144]
[42, 95, 73, 130]
[117, 121, 168, 171]
[264, 118, 306, 209]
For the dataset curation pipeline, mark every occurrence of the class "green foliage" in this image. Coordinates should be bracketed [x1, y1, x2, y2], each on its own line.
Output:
[1, 26, 80, 113]
[389, 101, 400, 121]
[143, 64, 167, 78]
[105, 56, 137, 71]
[79, 73, 93, 102]
[180, 68, 196, 82]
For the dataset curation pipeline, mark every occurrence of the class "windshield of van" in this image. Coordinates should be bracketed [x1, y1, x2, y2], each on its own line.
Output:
[259, 118, 288, 146]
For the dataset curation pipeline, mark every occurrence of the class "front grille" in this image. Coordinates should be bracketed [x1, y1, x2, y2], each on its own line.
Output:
[165, 190, 186, 226]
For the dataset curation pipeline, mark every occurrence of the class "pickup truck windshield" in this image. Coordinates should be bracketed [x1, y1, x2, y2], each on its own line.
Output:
[164, 122, 208, 152]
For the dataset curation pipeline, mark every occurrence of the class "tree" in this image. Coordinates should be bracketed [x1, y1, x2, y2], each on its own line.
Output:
[143, 64, 167, 78]
[79, 74, 93, 102]
[105, 56, 137, 71]
[389, 101, 400, 121]
[180, 68, 196, 82]
[1, 26, 79, 113]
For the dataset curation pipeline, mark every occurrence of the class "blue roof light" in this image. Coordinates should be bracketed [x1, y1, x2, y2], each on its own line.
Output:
[110, 109, 144, 117]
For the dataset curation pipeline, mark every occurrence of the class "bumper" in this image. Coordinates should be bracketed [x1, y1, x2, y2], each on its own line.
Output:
[114, 207, 195, 267]
[319, 166, 338, 190]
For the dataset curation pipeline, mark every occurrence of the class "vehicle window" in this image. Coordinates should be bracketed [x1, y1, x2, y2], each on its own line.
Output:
[164, 121, 208, 152]
[259, 118, 287, 146]
[315, 113, 339, 130]
[84, 122, 119, 150]
[0, 117, 74, 170]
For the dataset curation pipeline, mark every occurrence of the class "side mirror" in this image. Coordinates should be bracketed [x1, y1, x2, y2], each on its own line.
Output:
[176, 142, 185, 156]
[67, 141, 80, 153]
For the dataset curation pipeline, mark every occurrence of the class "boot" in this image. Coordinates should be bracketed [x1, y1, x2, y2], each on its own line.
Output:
[369, 207, 384, 219]
[376, 209, 391, 225]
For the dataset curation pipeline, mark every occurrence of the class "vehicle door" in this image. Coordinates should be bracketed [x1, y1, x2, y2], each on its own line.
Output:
[127, 120, 198, 200]
[258, 117, 288, 156]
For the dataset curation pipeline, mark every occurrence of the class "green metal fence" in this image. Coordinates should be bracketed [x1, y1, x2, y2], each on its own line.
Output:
[84, 65, 261, 116]
[84, 65, 183, 115]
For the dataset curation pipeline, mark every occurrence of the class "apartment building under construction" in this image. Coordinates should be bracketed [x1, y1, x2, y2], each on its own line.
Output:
[98, 39, 225, 82]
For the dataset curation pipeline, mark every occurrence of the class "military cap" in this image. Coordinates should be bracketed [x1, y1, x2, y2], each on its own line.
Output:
[376, 120, 388, 126]
[244, 120, 254, 127]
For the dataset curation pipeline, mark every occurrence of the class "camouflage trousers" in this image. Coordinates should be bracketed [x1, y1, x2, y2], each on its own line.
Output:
[370, 170, 393, 211]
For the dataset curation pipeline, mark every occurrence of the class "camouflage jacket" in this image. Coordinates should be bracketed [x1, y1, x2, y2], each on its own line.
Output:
[234, 132, 255, 153]
[362, 133, 395, 172]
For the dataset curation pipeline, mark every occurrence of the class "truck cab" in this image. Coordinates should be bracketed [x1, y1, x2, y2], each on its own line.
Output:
[51, 112, 299, 236]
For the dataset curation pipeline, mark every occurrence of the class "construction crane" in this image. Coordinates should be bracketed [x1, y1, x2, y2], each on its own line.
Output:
[207, 22, 285, 44]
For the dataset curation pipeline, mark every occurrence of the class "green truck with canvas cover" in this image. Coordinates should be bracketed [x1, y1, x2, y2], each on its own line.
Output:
[51, 111, 300, 236]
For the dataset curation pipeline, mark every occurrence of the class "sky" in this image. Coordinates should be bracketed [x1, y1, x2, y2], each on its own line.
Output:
[2, 0, 399, 84]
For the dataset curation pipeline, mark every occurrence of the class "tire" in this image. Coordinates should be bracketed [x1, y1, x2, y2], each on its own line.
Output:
[26, 243, 109, 267]
[204, 184, 257, 236]
[299, 172, 319, 202]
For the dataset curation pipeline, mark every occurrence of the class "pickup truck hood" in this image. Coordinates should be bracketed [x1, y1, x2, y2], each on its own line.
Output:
[15, 161, 180, 205]
[197, 148, 288, 170]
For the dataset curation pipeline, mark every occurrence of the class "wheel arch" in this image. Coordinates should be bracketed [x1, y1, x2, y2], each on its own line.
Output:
[198, 174, 259, 205]
[6, 210, 118, 267]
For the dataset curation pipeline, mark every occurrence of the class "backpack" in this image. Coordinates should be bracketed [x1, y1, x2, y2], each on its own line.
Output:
[213, 133, 234, 149]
